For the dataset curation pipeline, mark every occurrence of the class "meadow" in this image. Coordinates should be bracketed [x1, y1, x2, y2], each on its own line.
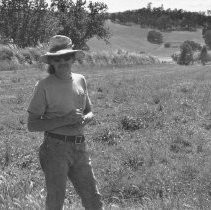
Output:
[0, 21, 210, 209]
[0, 62, 211, 209]
[88, 20, 204, 57]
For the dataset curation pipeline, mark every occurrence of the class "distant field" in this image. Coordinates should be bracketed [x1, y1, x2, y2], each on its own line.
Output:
[0, 21, 205, 68]
[88, 20, 205, 58]
[1, 64, 211, 209]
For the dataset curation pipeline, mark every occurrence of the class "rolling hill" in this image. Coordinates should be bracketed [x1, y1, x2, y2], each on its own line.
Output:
[87, 20, 205, 58]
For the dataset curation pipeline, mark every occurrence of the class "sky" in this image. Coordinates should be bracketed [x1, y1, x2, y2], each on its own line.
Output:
[90, 0, 211, 13]
[45, 0, 211, 14]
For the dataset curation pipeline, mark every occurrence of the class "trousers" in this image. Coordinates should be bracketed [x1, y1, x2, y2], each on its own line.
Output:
[39, 134, 104, 210]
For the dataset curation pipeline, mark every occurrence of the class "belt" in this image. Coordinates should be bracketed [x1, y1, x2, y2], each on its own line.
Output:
[45, 132, 85, 144]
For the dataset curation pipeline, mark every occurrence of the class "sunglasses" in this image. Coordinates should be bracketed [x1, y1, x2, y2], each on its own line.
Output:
[51, 54, 75, 62]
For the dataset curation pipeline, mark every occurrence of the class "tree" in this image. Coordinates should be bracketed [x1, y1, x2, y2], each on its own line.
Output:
[0, 0, 110, 48]
[204, 30, 211, 49]
[200, 45, 208, 65]
[156, 15, 172, 31]
[147, 30, 163, 44]
[183, 40, 202, 51]
[109, 6, 208, 31]
[0, 0, 60, 47]
[178, 42, 193, 65]
[50, 0, 111, 49]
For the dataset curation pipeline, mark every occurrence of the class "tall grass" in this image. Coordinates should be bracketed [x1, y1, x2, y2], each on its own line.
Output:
[0, 45, 46, 71]
[0, 45, 160, 71]
[81, 50, 160, 67]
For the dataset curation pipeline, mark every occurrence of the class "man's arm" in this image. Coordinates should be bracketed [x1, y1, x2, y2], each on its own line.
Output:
[27, 110, 84, 132]
[82, 78, 94, 125]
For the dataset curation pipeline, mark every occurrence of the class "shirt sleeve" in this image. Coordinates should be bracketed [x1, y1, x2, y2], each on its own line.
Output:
[27, 81, 47, 116]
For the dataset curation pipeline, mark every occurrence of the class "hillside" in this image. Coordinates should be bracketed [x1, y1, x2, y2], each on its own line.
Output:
[88, 20, 205, 58]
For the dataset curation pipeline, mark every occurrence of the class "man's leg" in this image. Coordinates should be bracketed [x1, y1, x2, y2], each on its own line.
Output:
[39, 139, 69, 210]
[67, 144, 104, 210]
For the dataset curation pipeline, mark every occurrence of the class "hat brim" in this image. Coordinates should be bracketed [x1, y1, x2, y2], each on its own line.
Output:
[41, 49, 85, 64]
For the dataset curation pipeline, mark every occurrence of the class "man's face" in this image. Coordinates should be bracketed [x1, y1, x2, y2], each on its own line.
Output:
[49, 53, 75, 73]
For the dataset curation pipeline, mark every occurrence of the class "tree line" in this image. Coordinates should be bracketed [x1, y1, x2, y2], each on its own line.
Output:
[0, 0, 110, 48]
[109, 3, 211, 32]
[1, 1, 211, 49]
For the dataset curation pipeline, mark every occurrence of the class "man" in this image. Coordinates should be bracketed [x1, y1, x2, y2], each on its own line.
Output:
[27, 35, 104, 210]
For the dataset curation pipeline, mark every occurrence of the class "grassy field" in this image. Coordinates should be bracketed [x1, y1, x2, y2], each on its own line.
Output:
[87, 20, 205, 58]
[1, 63, 211, 209]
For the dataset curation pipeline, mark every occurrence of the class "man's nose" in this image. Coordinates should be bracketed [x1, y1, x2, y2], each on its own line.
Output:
[59, 58, 67, 63]
[60, 58, 65, 62]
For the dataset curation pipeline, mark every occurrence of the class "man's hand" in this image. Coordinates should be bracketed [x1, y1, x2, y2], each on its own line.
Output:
[81, 112, 94, 125]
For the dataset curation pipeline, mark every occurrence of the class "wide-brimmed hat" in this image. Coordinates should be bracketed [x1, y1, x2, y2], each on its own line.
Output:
[41, 35, 85, 64]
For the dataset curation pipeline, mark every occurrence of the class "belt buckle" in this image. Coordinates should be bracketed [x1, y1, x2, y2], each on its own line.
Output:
[75, 136, 83, 144]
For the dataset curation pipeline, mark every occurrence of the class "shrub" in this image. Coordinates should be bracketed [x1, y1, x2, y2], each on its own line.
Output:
[147, 30, 163, 44]
[81, 51, 160, 67]
[183, 40, 202, 51]
[15, 53, 26, 64]
[20, 49, 33, 64]
[92, 126, 118, 145]
[27, 48, 42, 62]
[122, 152, 144, 171]
[171, 52, 180, 62]
[164, 42, 171, 48]
[120, 116, 144, 131]
[0, 47, 14, 61]
[178, 42, 193, 65]
[172, 40, 201, 65]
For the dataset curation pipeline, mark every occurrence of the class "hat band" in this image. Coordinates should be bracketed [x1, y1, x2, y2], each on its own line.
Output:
[50, 43, 73, 53]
